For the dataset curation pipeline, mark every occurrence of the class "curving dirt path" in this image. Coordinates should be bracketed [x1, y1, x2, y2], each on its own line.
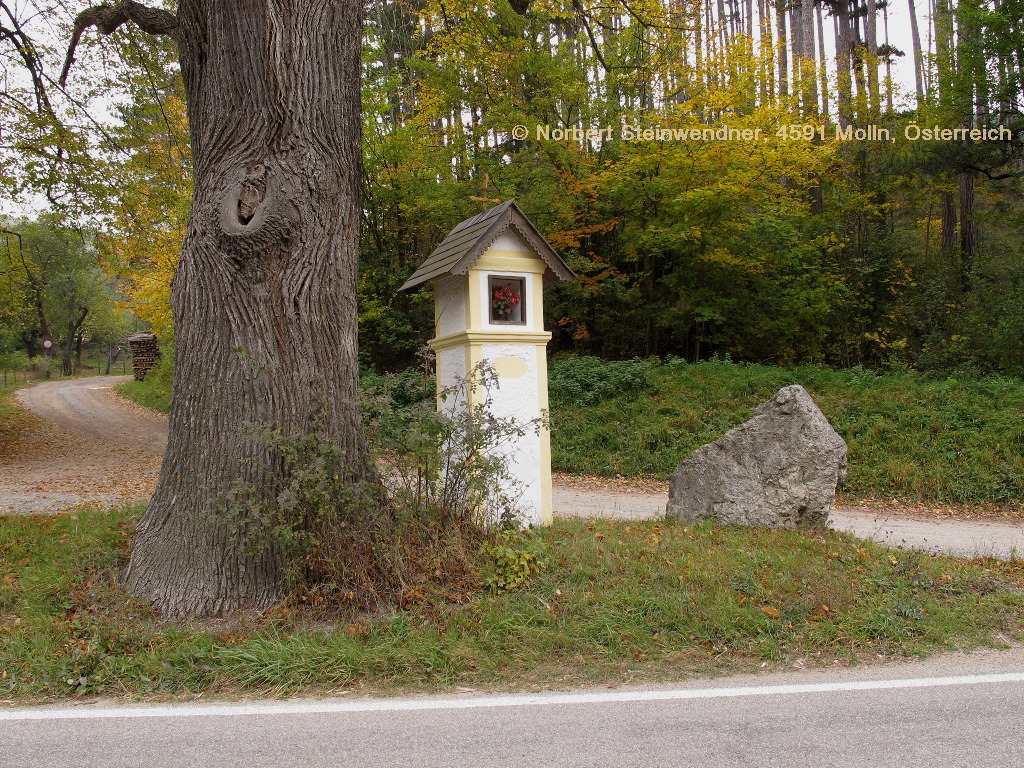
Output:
[1, 376, 167, 514]
[2, 377, 1022, 559]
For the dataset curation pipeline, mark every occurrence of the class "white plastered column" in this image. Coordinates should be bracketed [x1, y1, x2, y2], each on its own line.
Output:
[428, 232, 553, 527]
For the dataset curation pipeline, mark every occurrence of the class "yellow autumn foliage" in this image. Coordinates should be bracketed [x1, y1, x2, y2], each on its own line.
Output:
[99, 88, 191, 338]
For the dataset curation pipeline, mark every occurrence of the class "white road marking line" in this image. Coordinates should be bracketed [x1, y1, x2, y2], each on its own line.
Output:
[3, 672, 1023, 722]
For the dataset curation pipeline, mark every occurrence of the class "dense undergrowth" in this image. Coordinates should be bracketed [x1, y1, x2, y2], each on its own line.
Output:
[1, 506, 1021, 702]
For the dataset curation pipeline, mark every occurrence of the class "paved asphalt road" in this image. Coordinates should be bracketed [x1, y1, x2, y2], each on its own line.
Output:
[4, 648, 1023, 767]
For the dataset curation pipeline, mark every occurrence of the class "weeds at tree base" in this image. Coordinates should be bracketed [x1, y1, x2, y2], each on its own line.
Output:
[215, 360, 547, 619]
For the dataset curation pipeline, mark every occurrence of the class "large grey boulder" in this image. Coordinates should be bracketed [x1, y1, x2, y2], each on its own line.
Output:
[666, 384, 847, 528]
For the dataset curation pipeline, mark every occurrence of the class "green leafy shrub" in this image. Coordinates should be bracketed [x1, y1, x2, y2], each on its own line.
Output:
[0, 351, 30, 384]
[549, 355, 654, 406]
[480, 530, 545, 591]
[29, 355, 52, 378]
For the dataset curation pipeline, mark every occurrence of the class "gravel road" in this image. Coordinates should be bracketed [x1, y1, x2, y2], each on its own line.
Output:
[2, 377, 1021, 559]
[0, 376, 166, 514]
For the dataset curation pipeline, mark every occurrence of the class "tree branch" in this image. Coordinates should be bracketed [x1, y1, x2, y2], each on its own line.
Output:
[60, 1, 180, 87]
[0, 1, 54, 115]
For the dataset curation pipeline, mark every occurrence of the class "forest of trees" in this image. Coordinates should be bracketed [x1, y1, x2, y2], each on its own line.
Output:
[3, 0, 1024, 375]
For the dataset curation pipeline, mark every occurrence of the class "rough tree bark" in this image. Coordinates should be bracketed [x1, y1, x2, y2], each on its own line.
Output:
[959, 170, 976, 290]
[60, 306, 88, 376]
[63, 0, 368, 617]
[941, 190, 958, 251]
[801, 0, 817, 114]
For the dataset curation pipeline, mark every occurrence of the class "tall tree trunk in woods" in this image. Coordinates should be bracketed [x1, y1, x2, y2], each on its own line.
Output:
[758, 0, 773, 101]
[865, 0, 880, 112]
[695, 5, 704, 77]
[907, 0, 925, 103]
[816, 3, 829, 117]
[834, 1, 853, 125]
[777, 2, 789, 97]
[941, 190, 958, 251]
[959, 170, 976, 291]
[850, 3, 867, 111]
[706, 2, 717, 87]
[717, 0, 729, 53]
[799, 0, 818, 114]
[60, 306, 88, 376]
[790, 2, 803, 108]
[790, 3, 803, 72]
[883, 3, 894, 111]
[63, 0, 368, 618]
[934, 0, 956, 103]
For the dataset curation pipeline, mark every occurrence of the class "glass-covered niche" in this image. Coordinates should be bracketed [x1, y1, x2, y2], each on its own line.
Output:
[488, 275, 525, 324]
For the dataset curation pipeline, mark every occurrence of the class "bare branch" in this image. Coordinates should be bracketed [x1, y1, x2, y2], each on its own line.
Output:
[60, 0, 179, 86]
[0, 1, 54, 114]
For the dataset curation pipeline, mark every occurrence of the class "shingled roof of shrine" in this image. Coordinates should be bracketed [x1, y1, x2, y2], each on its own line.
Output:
[399, 200, 575, 291]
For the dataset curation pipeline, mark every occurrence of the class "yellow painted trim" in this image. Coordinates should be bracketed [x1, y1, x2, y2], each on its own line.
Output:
[466, 272, 483, 330]
[531, 272, 544, 329]
[430, 330, 552, 352]
[493, 356, 528, 378]
[474, 251, 548, 273]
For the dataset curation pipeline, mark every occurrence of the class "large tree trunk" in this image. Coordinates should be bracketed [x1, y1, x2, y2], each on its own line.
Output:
[118, 0, 368, 617]
[934, 0, 956, 105]
[816, 3, 828, 118]
[60, 306, 87, 376]
[800, 0, 817, 115]
[941, 190, 958, 251]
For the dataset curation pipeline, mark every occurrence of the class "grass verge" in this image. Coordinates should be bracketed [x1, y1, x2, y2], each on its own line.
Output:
[114, 354, 172, 413]
[2, 506, 1022, 703]
[550, 357, 1024, 506]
